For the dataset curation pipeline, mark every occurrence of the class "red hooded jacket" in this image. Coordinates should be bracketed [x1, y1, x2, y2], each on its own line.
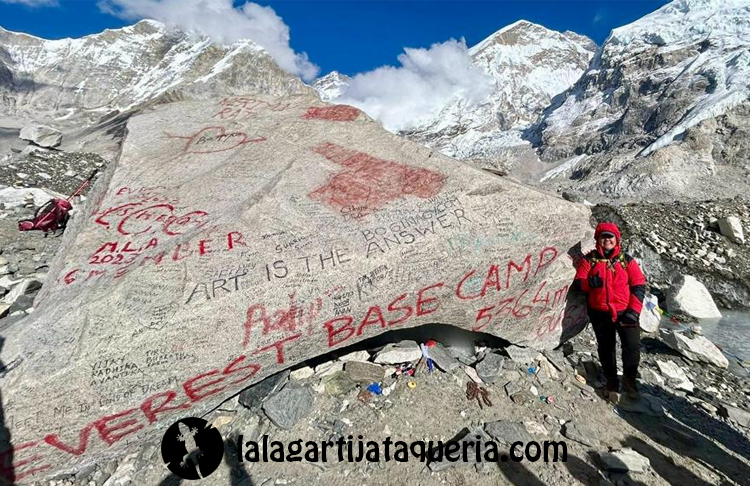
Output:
[574, 222, 646, 322]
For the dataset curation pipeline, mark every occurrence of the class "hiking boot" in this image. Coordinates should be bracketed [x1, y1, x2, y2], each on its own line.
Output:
[622, 375, 640, 399]
[605, 377, 620, 393]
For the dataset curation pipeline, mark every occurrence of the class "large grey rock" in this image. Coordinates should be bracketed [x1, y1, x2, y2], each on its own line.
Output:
[262, 383, 314, 430]
[19, 125, 63, 148]
[717, 216, 744, 245]
[667, 275, 722, 320]
[659, 330, 729, 369]
[0, 93, 591, 481]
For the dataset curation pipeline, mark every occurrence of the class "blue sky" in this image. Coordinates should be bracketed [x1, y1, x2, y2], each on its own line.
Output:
[1, 0, 670, 77]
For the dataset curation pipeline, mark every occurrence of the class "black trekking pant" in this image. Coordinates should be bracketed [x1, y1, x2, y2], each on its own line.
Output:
[589, 310, 641, 380]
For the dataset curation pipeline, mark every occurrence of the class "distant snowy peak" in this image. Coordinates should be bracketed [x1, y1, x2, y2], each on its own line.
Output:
[467, 20, 596, 120]
[0, 20, 308, 129]
[313, 71, 352, 101]
[537, 0, 750, 161]
[407, 20, 595, 160]
[607, 0, 750, 54]
[470, 19, 594, 60]
[311, 20, 595, 162]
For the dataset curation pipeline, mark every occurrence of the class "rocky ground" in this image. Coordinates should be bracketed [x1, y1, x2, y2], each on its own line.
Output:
[24, 324, 750, 486]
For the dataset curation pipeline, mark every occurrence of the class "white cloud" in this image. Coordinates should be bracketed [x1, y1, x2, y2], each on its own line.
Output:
[0, 0, 58, 7]
[98, 0, 319, 81]
[593, 9, 607, 25]
[332, 39, 495, 132]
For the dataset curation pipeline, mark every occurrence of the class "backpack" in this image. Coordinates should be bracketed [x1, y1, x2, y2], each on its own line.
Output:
[18, 198, 73, 234]
[586, 250, 631, 271]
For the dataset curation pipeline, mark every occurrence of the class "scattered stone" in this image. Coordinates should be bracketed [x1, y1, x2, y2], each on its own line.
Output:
[660, 330, 729, 368]
[428, 343, 460, 372]
[345, 361, 384, 384]
[314, 361, 344, 377]
[0, 303, 10, 318]
[699, 401, 718, 414]
[373, 341, 422, 364]
[19, 125, 63, 148]
[8, 294, 34, 314]
[338, 350, 370, 363]
[510, 392, 532, 405]
[562, 420, 600, 447]
[484, 421, 533, 445]
[475, 353, 505, 383]
[718, 403, 750, 429]
[597, 448, 650, 473]
[262, 383, 314, 430]
[447, 345, 477, 365]
[505, 345, 537, 364]
[666, 275, 722, 319]
[322, 371, 356, 396]
[523, 421, 548, 437]
[290, 366, 314, 381]
[656, 360, 694, 392]
[464, 366, 483, 384]
[717, 216, 744, 244]
[238, 370, 290, 412]
[639, 368, 665, 387]
[1, 277, 43, 307]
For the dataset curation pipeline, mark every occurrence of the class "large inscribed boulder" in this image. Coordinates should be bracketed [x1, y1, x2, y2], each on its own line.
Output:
[0, 93, 592, 482]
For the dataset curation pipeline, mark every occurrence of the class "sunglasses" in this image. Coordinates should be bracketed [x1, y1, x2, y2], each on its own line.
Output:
[599, 235, 616, 240]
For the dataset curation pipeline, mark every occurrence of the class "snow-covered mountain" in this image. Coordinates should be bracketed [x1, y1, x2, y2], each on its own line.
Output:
[0, 20, 310, 156]
[314, 21, 596, 165]
[533, 0, 750, 202]
[315, 71, 352, 102]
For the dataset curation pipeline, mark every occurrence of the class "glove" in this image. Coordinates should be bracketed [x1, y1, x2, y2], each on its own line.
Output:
[619, 309, 639, 326]
[587, 274, 604, 289]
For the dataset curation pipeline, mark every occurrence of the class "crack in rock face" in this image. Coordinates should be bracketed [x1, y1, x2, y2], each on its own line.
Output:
[0, 93, 592, 482]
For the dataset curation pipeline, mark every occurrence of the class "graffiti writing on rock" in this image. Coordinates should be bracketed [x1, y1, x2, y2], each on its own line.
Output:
[213, 96, 291, 120]
[308, 142, 445, 216]
[95, 202, 208, 237]
[302, 105, 361, 122]
[166, 126, 266, 155]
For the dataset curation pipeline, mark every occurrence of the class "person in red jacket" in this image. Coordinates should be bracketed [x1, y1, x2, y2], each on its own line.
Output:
[574, 222, 646, 397]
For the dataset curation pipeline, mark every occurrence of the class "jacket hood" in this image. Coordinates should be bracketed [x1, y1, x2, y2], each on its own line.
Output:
[594, 222, 621, 258]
